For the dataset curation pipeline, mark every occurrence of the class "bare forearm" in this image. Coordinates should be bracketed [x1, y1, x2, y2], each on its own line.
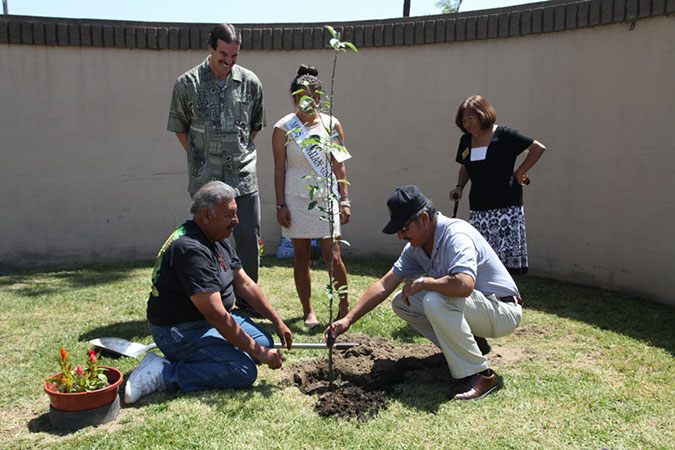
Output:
[516, 141, 546, 175]
[346, 272, 401, 325]
[236, 279, 285, 328]
[420, 274, 474, 299]
[333, 161, 348, 198]
[206, 310, 266, 357]
[274, 168, 286, 205]
[457, 165, 470, 187]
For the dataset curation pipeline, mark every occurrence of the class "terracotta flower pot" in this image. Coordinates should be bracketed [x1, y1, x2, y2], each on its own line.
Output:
[44, 366, 123, 412]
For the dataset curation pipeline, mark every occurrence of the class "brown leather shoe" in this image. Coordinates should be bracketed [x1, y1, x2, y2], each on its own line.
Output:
[449, 370, 499, 401]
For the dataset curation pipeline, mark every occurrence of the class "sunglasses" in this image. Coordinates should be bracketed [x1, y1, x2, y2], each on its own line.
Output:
[399, 216, 417, 233]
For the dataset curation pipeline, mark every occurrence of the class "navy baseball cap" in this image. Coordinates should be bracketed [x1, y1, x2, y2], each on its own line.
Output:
[382, 185, 429, 234]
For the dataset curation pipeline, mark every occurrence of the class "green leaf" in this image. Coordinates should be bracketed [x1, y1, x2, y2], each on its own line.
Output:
[324, 25, 337, 38]
[338, 239, 351, 246]
[299, 97, 314, 111]
[344, 42, 358, 53]
[309, 186, 318, 200]
[337, 179, 350, 185]
[308, 201, 317, 210]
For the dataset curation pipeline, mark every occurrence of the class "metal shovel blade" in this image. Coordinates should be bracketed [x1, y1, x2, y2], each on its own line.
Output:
[89, 337, 158, 358]
[90, 337, 359, 357]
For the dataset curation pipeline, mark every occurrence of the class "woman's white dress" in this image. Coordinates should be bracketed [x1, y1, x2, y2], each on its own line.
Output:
[274, 113, 341, 239]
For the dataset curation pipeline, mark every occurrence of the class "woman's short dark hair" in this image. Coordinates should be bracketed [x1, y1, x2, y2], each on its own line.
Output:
[290, 65, 322, 96]
[454, 95, 497, 134]
[208, 24, 241, 49]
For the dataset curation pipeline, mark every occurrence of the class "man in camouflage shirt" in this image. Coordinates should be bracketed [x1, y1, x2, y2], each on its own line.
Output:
[168, 24, 265, 300]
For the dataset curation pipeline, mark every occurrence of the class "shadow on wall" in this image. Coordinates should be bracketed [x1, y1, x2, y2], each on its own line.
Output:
[516, 275, 675, 357]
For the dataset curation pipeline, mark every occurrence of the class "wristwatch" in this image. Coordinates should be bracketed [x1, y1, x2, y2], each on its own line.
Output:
[416, 276, 425, 288]
[276, 203, 286, 210]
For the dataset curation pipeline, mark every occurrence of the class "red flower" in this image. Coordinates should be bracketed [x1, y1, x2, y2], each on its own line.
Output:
[89, 351, 97, 363]
[60, 347, 68, 361]
[76, 365, 84, 376]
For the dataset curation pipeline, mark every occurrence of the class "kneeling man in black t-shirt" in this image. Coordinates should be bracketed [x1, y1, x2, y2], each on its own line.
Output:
[125, 181, 292, 404]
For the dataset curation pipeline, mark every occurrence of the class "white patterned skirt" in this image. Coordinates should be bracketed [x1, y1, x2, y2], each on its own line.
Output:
[469, 205, 528, 274]
[281, 195, 341, 240]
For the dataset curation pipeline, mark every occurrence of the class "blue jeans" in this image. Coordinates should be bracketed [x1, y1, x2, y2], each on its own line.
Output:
[150, 314, 273, 392]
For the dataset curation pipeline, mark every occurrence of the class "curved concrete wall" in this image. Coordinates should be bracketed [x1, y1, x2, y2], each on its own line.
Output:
[1, 3, 674, 305]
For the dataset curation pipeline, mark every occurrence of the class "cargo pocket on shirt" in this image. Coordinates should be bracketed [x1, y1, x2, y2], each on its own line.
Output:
[188, 124, 206, 178]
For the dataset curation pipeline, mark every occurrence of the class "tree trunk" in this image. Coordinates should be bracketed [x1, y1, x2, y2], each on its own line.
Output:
[403, 0, 411, 17]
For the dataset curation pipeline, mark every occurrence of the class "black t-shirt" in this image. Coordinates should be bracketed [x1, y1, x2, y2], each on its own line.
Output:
[147, 220, 242, 326]
[455, 125, 534, 211]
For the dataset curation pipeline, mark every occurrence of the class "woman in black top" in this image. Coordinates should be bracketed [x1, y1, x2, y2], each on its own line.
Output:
[449, 95, 546, 274]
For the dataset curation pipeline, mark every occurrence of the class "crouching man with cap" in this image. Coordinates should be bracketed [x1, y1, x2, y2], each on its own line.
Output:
[125, 181, 292, 404]
[326, 185, 522, 400]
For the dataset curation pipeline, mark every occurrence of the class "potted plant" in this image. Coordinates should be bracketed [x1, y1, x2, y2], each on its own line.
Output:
[43, 347, 123, 430]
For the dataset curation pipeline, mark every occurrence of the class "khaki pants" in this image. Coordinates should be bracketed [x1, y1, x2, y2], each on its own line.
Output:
[391, 289, 522, 379]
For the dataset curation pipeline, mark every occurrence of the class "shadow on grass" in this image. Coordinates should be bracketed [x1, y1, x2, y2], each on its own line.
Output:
[516, 275, 675, 356]
[79, 320, 152, 348]
[26, 382, 282, 435]
[119, 373, 282, 412]
[263, 316, 326, 337]
[27, 412, 63, 436]
[390, 276, 675, 356]
[261, 255, 392, 278]
[0, 260, 152, 298]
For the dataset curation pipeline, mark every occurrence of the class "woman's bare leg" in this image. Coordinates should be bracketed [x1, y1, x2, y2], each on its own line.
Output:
[291, 238, 317, 325]
[319, 238, 349, 319]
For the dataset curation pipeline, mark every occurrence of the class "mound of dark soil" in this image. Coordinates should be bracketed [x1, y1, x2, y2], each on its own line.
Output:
[287, 333, 453, 421]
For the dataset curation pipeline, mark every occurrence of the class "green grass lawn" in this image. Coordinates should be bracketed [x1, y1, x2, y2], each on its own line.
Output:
[1, 256, 673, 448]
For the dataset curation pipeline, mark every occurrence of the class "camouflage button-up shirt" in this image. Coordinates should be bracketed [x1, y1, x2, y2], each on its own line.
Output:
[167, 58, 265, 197]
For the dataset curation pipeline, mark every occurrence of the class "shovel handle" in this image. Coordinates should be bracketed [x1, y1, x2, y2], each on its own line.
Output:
[452, 193, 459, 218]
[274, 342, 359, 349]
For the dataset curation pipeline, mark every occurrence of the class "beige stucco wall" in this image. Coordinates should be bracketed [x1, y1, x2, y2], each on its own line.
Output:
[1, 16, 674, 305]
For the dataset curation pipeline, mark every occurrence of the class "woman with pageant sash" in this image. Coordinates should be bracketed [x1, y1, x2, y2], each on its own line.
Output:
[449, 95, 546, 275]
[272, 65, 351, 329]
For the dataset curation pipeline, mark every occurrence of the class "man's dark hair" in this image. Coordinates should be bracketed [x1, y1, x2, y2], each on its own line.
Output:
[208, 24, 241, 49]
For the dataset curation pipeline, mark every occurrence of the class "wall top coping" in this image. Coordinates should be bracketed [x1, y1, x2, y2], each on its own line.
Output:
[1, 0, 672, 49]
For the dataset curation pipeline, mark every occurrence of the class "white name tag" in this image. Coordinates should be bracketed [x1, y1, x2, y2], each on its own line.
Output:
[470, 146, 488, 161]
